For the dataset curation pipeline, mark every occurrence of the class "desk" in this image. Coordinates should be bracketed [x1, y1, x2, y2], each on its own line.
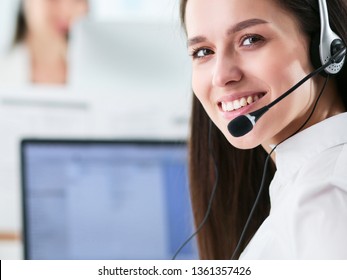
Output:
[0, 231, 23, 259]
[0, 232, 20, 241]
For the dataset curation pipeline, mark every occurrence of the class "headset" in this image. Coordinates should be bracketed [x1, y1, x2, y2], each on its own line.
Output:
[173, 0, 346, 260]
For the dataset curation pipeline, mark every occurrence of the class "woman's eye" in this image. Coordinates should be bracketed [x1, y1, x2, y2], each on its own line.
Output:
[191, 48, 214, 59]
[241, 34, 265, 47]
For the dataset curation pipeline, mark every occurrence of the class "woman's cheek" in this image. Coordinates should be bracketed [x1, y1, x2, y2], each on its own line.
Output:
[192, 68, 211, 103]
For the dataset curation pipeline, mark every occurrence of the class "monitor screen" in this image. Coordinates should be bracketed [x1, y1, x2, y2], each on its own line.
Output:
[21, 139, 197, 260]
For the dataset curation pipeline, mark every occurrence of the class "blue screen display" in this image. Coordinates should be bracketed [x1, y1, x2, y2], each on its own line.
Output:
[22, 140, 198, 260]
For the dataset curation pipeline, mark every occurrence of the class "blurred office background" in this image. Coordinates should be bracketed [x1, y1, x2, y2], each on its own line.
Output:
[0, 0, 181, 52]
[0, 0, 194, 259]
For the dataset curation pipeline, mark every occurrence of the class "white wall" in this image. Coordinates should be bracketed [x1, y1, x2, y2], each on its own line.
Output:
[0, 0, 21, 53]
[91, 0, 179, 22]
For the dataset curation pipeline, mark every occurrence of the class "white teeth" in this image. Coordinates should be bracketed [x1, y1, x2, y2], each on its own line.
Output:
[240, 97, 247, 107]
[222, 102, 227, 112]
[226, 102, 234, 111]
[221, 93, 264, 112]
[233, 99, 241, 110]
[247, 96, 253, 105]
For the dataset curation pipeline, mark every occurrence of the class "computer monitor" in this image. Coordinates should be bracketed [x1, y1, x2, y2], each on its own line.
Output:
[21, 139, 197, 260]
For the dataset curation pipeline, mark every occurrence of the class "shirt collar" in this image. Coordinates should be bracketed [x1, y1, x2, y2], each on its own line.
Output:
[273, 112, 347, 184]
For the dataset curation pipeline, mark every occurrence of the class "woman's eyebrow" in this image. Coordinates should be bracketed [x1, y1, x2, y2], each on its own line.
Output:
[227, 18, 268, 35]
[187, 18, 268, 47]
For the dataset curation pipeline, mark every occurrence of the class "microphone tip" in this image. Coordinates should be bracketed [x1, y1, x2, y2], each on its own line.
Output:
[228, 115, 254, 137]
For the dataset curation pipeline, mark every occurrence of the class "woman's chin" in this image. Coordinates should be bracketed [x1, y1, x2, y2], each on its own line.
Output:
[223, 131, 262, 150]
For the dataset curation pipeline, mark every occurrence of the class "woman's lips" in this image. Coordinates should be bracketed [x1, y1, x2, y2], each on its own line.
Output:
[219, 92, 266, 112]
[218, 92, 267, 119]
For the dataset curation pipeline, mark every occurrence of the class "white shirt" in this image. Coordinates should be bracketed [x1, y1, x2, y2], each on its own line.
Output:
[0, 44, 30, 87]
[240, 113, 347, 259]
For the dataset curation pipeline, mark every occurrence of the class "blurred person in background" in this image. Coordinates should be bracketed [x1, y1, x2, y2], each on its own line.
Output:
[0, 0, 89, 86]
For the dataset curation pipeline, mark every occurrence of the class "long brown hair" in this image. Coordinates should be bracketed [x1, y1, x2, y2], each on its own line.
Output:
[181, 0, 347, 259]
[13, 2, 27, 45]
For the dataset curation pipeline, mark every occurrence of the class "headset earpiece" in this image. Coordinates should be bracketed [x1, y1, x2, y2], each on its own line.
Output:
[331, 39, 346, 64]
[310, 0, 346, 75]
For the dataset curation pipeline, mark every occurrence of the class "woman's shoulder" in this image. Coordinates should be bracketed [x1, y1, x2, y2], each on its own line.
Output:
[0, 43, 30, 86]
[297, 139, 347, 188]
[276, 143, 347, 259]
[329, 143, 347, 191]
[283, 141, 347, 219]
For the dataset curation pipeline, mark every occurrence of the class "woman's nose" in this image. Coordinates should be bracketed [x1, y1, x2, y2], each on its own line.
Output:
[212, 54, 243, 87]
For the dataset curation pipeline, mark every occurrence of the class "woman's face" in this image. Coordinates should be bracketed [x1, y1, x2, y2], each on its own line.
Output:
[185, 0, 318, 149]
[23, 0, 89, 39]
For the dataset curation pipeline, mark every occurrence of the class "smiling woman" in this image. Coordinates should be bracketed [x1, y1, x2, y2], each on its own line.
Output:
[180, 0, 347, 259]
